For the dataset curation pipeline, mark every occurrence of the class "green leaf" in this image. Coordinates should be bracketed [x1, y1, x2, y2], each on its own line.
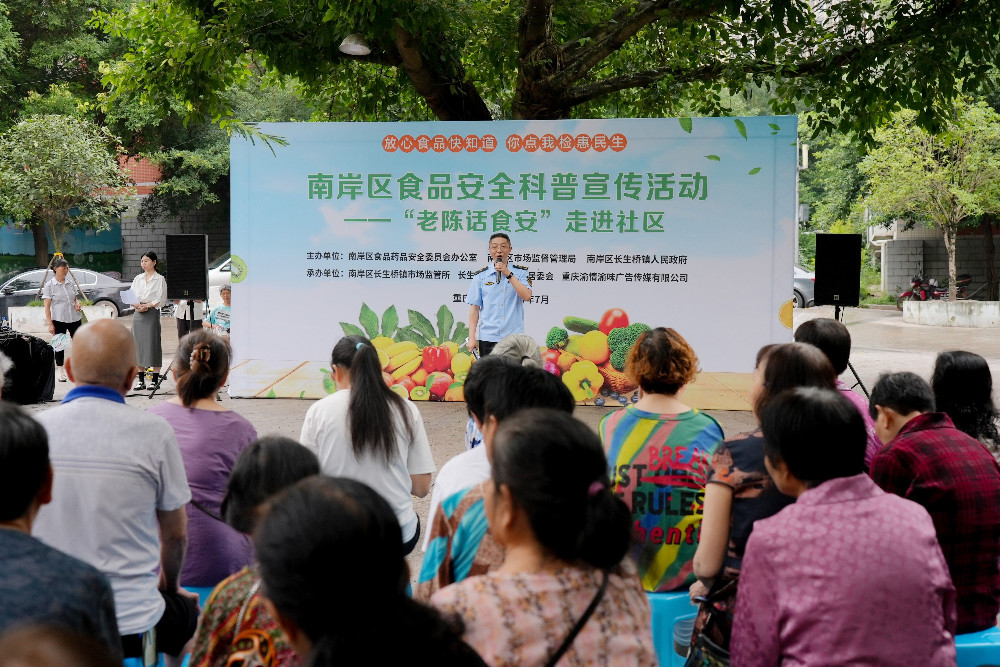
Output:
[299, 390, 305, 398]
[266, 388, 276, 398]
[407, 309, 437, 341]
[394, 326, 429, 347]
[705, 155, 721, 161]
[381, 305, 399, 337]
[748, 167, 762, 175]
[359, 302, 379, 337]
[340, 322, 365, 337]
[734, 118, 747, 140]
[768, 123, 780, 131]
[451, 322, 470, 344]
[678, 117, 693, 133]
[436, 305, 455, 341]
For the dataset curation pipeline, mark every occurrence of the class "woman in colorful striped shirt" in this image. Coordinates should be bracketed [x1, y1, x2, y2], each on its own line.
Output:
[598, 327, 724, 592]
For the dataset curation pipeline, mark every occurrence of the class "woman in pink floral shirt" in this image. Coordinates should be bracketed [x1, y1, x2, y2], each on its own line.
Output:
[431, 409, 657, 666]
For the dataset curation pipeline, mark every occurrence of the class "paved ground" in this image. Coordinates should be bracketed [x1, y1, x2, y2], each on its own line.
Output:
[17, 306, 1000, 580]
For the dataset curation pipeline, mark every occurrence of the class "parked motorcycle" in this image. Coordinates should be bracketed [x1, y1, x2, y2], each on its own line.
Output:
[896, 273, 973, 310]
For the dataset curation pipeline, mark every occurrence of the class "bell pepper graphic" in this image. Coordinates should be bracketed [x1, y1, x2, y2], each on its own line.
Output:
[562, 360, 605, 401]
[422, 345, 452, 372]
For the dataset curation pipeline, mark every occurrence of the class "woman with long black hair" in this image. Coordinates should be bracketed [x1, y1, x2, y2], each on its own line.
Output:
[932, 350, 1000, 460]
[130, 251, 166, 390]
[299, 336, 435, 554]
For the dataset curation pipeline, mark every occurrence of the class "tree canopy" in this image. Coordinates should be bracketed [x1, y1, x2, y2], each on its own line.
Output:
[0, 115, 133, 267]
[94, 0, 1000, 138]
[860, 100, 1000, 299]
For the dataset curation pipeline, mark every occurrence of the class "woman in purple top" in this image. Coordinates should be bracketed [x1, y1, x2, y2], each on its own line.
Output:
[731, 387, 957, 667]
[149, 330, 257, 587]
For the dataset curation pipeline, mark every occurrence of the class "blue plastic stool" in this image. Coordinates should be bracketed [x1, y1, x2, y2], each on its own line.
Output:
[955, 625, 1000, 667]
[646, 591, 699, 667]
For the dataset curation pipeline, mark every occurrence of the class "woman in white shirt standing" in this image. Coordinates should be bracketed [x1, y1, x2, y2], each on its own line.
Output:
[299, 336, 435, 554]
[42, 257, 82, 382]
[131, 251, 166, 390]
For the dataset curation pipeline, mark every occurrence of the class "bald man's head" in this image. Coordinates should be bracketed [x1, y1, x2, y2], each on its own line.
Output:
[66, 320, 137, 393]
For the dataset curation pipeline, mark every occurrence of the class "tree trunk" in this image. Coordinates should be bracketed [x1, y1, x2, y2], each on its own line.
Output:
[31, 223, 48, 268]
[982, 215, 998, 301]
[943, 225, 958, 301]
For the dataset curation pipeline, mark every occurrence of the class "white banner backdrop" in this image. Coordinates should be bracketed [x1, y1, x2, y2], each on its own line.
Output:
[228, 117, 797, 400]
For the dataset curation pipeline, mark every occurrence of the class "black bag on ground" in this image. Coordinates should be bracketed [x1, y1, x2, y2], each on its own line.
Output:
[0, 330, 55, 404]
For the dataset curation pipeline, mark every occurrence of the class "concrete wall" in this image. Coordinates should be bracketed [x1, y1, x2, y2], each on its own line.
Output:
[881, 235, 1000, 297]
[121, 199, 229, 279]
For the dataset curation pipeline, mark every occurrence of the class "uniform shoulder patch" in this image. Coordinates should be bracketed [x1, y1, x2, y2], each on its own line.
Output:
[512, 264, 529, 271]
[471, 266, 490, 276]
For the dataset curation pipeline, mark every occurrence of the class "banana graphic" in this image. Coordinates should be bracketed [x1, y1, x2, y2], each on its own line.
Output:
[386, 349, 420, 371]
[391, 357, 422, 380]
[385, 341, 419, 357]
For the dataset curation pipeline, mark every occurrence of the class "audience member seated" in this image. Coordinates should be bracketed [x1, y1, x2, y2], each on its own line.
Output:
[432, 409, 657, 665]
[0, 351, 11, 398]
[869, 371, 1000, 633]
[30, 320, 197, 663]
[598, 326, 724, 592]
[415, 365, 574, 600]
[0, 624, 121, 667]
[794, 317, 882, 466]
[421, 352, 519, 553]
[255, 476, 487, 665]
[731, 387, 957, 666]
[189, 436, 319, 667]
[149, 330, 257, 588]
[688, 342, 835, 658]
[932, 350, 1000, 461]
[299, 336, 434, 555]
[0, 404, 120, 658]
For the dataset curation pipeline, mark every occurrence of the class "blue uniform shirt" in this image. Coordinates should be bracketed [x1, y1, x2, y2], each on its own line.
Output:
[466, 264, 532, 342]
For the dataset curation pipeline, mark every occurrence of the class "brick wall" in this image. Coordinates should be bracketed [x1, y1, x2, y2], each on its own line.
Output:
[121, 198, 229, 279]
[881, 236, 1000, 297]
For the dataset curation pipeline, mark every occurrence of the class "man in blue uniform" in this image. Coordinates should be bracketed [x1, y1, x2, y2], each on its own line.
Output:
[466, 233, 533, 357]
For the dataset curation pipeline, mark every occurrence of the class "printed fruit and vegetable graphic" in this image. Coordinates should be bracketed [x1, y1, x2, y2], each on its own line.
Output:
[335, 303, 475, 401]
[542, 308, 647, 405]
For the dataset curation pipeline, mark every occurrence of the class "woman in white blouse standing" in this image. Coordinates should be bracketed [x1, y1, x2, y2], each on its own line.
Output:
[131, 251, 166, 390]
[42, 257, 82, 382]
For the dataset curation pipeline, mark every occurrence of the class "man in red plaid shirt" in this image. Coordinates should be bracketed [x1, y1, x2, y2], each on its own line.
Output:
[869, 371, 1000, 633]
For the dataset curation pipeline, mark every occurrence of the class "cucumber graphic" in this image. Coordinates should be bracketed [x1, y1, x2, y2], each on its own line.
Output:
[564, 316, 599, 333]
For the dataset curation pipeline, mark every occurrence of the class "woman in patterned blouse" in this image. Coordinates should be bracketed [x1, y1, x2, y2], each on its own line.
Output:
[688, 343, 836, 656]
[432, 408, 658, 666]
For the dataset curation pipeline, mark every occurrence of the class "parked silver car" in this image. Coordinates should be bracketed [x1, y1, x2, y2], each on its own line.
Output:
[0, 268, 134, 320]
[794, 265, 815, 308]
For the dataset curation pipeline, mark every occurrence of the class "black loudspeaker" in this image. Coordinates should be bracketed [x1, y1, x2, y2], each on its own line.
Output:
[166, 234, 208, 301]
[814, 233, 862, 307]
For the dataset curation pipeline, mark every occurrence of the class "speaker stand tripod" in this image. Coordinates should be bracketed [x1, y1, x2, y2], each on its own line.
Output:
[833, 305, 869, 399]
[147, 300, 195, 399]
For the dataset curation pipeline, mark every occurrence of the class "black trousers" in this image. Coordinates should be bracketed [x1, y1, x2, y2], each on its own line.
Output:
[53, 319, 82, 366]
[175, 318, 202, 340]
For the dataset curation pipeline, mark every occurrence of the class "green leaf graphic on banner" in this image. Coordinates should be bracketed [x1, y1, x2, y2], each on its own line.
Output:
[381, 305, 398, 337]
[340, 322, 365, 337]
[734, 119, 747, 140]
[452, 322, 469, 344]
[748, 167, 762, 175]
[395, 326, 429, 347]
[266, 389, 276, 398]
[408, 309, 437, 342]
[679, 117, 693, 133]
[437, 305, 454, 341]
[768, 123, 780, 131]
[359, 303, 379, 337]
[705, 155, 721, 161]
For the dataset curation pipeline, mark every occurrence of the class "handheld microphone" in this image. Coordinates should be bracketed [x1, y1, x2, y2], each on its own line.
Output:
[494, 253, 503, 284]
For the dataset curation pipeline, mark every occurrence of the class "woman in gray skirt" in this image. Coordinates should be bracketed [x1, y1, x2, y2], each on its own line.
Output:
[131, 251, 167, 390]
